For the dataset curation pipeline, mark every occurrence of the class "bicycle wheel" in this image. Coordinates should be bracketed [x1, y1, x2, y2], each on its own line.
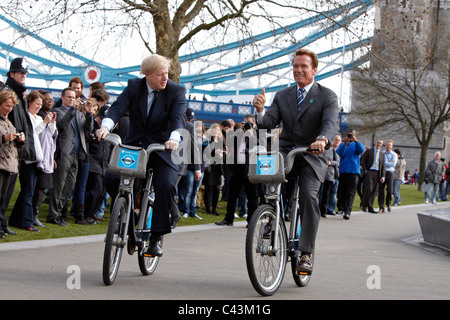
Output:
[245, 204, 288, 296]
[138, 198, 162, 275]
[103, 196, 128, 285]
[291, 250, 314, 287]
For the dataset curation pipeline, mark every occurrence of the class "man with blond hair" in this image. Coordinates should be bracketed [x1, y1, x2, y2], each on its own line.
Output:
[97, 54, 186, 257]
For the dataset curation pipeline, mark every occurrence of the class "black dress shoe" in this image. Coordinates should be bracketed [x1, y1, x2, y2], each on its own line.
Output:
[3, 227, 17, 235]
[343, 212, 350, 220]
[47, 218, 66, 226]
[215, 219, 233, 226]
[368, 207, 377, 213]
[144, 239, 163, 257]
[361, 206, 367, 212]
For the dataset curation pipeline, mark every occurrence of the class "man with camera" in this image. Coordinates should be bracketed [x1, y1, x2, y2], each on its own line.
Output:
[336, 130, 365, 220]
[216, 114, 259, 226]
[47, 87, 94, 226]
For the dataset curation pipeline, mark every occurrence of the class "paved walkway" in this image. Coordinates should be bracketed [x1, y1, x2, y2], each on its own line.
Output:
[0, 202, 449, 300]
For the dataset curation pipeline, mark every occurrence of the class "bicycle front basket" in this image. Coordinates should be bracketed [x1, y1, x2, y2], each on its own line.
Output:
[108, 145, 148, 179]
[248, 151, 287, 184]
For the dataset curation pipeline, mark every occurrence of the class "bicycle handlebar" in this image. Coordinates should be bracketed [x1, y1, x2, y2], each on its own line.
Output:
[104, 133, 169, 154]
[284, 147, 312, 176]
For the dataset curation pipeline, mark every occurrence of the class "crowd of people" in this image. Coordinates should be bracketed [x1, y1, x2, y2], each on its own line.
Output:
[0, 58, 111, 239]
[0, 55, 447, 245]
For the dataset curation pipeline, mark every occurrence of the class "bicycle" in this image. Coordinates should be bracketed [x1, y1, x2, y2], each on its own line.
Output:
[245, 147, 316, 296]
[102, 133, 167, 285]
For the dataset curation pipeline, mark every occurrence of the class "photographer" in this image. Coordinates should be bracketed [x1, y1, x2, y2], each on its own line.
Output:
[216, 114, 258, 226]
[47, 87, 93, 226]
[336, 129, 365, 220]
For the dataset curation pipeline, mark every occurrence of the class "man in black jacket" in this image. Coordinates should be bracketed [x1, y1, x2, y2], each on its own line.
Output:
[0, 58, 36, 234]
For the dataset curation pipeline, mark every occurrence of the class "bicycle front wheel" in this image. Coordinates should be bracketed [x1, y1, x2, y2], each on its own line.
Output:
[138, 197, 162, 275]
[103, 196, 128, 285]
[245, 204, 287, 296]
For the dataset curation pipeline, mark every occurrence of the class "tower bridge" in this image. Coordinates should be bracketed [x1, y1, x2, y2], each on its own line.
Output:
[1, 0, 373, 132]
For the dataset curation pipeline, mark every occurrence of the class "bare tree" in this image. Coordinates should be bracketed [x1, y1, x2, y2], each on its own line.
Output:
[1, 0, 373, 83]
[350, 0, 449, 186]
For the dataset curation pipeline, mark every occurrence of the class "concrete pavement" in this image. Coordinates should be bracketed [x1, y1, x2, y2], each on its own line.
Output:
[0, 202, 448, 300]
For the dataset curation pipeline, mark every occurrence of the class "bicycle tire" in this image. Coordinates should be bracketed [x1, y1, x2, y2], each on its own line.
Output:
[103, 196, 128, 285]
[291, 250, 314, 287]
[245, 204, 288, 296]
[138, 198, 162, 275]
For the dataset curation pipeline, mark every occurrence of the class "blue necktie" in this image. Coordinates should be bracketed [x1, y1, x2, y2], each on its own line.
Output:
[297, 87, 305, 111]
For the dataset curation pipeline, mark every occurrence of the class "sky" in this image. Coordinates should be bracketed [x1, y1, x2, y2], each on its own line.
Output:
[0, 1, 375, 112]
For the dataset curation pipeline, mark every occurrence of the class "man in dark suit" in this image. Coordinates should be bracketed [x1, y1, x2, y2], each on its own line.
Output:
[97, 54, 186, 257]
[360, 139, 386, 213]
[252, 48, 339, 273]
[47, 87, 94, 226]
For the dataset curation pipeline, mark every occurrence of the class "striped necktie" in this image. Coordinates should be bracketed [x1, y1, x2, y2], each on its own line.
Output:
[297, 87, 305, 111]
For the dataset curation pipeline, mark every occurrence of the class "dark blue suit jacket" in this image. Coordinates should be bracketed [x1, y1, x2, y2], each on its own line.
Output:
[106, 77, 187, 170]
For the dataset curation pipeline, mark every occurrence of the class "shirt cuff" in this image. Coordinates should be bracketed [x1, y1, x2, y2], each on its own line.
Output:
[101, 118, 115, 131]
[170, 130, 181, 143]
[256, 109, 265, 124]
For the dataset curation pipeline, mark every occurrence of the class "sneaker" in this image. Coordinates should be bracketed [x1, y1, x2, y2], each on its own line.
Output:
[425, 200, 429, 204]
[432, 200, 437, 204]
[25, 226, 40, 232]
[296, 254, 312, 273]
[194, 214, 203, 220]
[182, 213, 188, 218]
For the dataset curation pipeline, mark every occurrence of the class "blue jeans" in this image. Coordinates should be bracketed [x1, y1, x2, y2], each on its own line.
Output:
[393, 179, 402, 205]
[327, 180, 339, 214]
[425, 183, 439, 202]
[179, 170, 203, 216]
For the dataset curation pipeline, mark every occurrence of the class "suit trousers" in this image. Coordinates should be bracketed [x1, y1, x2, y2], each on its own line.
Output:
[361, 170, 380, 209]
[378, 171, 394, 209]
[288, 157, 322, 254]
[105, 153, 179, 236]
[48, 153, 79, 221]
[225, 164, 258, 223]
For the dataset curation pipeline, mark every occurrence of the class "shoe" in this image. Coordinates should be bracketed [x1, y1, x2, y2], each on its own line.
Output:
[327, 211, 336, 216]
[296, 254, 313, 273]
[33, 218, 46, 227]
[336, 211, 344, 215]
[387, 206, 391, 212]
[85, 217, 99, 225]
[182, 213, 188, 218]
[368, 207, 377, 213]
[25, 226, 40, 232]
[321, 213, 327, 218]
[144, 239, 163, 257]
[343, 212, 350, 220]
[379, 208, 384, 213]
[46, 218, 66, 226]
[194, 214, 203, 220]
[93, 215, 104, 221]
[215, 219, 233, 226]
[425, 200, 429, 204]
[212, 211, 220, 216]
[361, 206, 367, 212]
[3, 227, 17, 235]
[432, 200, 437, 204]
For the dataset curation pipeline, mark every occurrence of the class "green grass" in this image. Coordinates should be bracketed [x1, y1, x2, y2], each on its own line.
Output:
[1, 183, 425, 243]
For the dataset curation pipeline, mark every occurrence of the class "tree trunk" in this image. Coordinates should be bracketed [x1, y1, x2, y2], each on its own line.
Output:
[417, 144, 428, 191]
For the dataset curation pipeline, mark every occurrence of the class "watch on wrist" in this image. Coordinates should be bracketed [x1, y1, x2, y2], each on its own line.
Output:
[316, 136, 328, 144]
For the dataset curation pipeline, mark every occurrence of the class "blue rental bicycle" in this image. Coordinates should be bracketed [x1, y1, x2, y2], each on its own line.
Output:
[102, 133, 166, 285]
[245, 147, 315, 296]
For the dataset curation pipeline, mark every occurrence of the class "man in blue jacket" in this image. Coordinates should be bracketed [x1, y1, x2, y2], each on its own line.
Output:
[97, 54, 187, 257]
[336, 130, 365, 220]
